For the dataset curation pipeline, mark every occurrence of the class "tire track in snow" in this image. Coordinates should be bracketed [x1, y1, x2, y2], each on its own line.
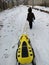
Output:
[23, 22, 29, 34]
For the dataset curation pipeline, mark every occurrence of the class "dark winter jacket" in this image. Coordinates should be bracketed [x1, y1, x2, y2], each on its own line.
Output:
[27, 12, 35, 22]
[27, 7, 35, 22]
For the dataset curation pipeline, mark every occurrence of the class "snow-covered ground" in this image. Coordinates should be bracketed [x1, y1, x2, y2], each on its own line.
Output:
[34, 6, 49, 11]
[0, 5, 49, 65]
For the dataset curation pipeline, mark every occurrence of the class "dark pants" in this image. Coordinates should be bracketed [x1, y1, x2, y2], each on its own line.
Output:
[29, 22, 33, 29]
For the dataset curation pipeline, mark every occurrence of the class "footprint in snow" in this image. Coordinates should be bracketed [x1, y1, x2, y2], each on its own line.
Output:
[2, 18, 6, 21]
[12, 45, 15, 49]
[5, 49, 8, 51]
[0, 25, 3, 30]
[11, 30, 13, 32]
[7, 25, 10, 28]
[46, 23, 49, 27]
[3, 35, 8, 37]
[46, 25, 49, 26]
[0, 36, 1, 38]
[8, 23, 10, 25]
[4, 54, 9, 58]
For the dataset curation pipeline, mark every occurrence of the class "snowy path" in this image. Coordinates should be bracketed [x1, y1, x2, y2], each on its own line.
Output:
[23, 9, 49, 65]
[0, 5, 49, 65]
[0, 5, 28, 65]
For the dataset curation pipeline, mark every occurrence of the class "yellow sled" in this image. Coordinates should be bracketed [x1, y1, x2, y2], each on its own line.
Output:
[16, 34, 36, 65]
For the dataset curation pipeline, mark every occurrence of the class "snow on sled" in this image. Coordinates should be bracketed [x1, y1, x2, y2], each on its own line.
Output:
[16, 34, 36, 65]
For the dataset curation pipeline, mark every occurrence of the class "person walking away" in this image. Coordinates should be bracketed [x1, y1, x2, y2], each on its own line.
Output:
[27, 7, 35, 29]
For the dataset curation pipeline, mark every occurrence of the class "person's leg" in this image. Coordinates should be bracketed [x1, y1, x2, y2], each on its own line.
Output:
[29, 22, 32, 29]
[29, 22, 30, 28]
[30, 22, 32, 29]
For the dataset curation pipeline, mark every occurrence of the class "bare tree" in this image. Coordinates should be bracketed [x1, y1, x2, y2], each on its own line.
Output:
[2, 1, 7, 10]
[11, 0, 14, 6]
[24, 0, 28, 5]
[0, 0, 3, 11]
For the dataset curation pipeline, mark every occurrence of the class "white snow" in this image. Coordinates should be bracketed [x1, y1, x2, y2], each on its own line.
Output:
[0, 5, 49, 65]
[34, 6, 49, 11]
